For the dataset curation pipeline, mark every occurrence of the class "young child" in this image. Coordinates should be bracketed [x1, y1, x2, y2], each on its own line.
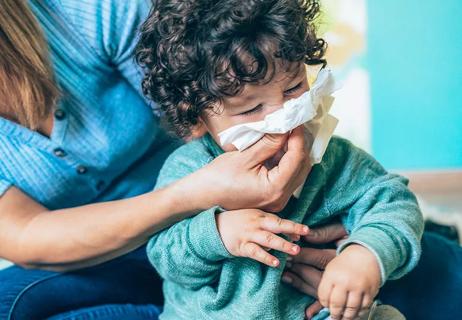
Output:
[136, 0, 424, 319]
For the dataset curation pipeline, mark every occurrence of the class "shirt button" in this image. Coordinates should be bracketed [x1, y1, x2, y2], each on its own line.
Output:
[76, 165, 87, 174]
[53, 148, 67, 157]
[96, 181, 105, 191]
[54, 109, 66, 120]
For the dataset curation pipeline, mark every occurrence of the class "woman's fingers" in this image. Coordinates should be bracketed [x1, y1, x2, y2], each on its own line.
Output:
[243, 242, 279, 267]
[241, 133, 289, 167]
[288, 263, 323, 290]
[252, 231, 300, 256]
[260, 213, 309, 236]
[281, 270, 318, 297]
[286, 233, 301, 242]
[290, 247, 336, 270]
[305, 300, 324, 320]
[303, 223, 348, 245]
[269, 126, 310, 186]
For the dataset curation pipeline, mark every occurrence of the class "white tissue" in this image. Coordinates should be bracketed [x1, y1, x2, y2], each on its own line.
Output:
[218, 68, 339, 198]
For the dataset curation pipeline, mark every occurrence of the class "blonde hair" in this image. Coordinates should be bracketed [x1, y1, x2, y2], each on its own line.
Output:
[0, 0, 59, 130]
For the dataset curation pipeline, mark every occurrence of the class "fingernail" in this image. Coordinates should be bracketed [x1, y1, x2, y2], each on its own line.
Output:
[273, 259, 279, 266]
[292, 245, 299, 253]
[302, 226, 309, 234]
[282, 275, 292, 283]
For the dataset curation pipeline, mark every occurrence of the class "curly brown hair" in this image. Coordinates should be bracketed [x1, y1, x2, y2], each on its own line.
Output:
[136, 0, 326, 138]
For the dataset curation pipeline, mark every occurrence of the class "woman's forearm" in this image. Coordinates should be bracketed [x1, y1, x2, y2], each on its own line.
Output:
[1, 176, 206, 271]
[0, 129, 309, 271]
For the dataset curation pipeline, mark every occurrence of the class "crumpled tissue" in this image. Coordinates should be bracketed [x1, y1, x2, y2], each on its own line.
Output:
[218, 68, 339, 197]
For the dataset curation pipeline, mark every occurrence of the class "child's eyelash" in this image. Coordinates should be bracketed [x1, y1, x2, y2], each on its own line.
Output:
[240, 104, 263, 116]
[284, 82, 303, 95]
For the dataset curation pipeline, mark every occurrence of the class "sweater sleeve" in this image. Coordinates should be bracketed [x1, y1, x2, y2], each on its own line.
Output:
[147, 140, 232, 289]
[322, 138, 424, 285]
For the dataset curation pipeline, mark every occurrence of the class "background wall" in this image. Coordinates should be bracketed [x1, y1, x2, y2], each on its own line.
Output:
[368, 0, 462, 169]
[321, 0, 462, 170]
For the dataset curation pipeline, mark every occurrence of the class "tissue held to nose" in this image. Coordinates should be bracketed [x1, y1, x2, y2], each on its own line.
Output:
[218, 68, 339, 166]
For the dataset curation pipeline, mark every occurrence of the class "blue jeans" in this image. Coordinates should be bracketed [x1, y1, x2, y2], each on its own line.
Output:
[0, 246, 163, 320]
[0, 233, 461, 320]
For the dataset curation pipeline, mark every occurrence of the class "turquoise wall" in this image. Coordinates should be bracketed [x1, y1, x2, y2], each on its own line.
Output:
[368, 0, 462, 169]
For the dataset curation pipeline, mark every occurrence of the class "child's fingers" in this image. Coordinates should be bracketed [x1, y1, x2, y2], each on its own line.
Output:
[342, 292, 363, 320]
[285, 233, 301, 242]
[252, 231, 300, 256]
[328, 287, 347, 320]
[361, 294, 373, 310]
[317, 277, 332, 308]
[260, 213, 309, 236]
[243, 242, 279, 267]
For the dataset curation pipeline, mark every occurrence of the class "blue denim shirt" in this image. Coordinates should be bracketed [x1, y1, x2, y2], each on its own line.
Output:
[0, 0, 175, 209]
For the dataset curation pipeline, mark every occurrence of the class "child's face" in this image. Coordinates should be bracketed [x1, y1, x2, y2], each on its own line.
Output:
[199, 62, 309, 151]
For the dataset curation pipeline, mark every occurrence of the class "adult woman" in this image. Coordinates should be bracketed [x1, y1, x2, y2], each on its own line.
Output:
[0, 0, 310, 318]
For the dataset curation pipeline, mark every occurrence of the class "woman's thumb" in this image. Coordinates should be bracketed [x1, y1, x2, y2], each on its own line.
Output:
[241, 133, 288, 166]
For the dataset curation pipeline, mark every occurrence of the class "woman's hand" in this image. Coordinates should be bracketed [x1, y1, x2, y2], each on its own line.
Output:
[216, 209, 309, 267]
[281, 223, 348, 319]
[186, 126, 311, 213]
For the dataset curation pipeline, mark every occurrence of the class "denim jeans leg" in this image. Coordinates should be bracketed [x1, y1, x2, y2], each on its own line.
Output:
[379, 231, 462, 320]
[0, 246, 163, 320]
[46, 304, 162, 320]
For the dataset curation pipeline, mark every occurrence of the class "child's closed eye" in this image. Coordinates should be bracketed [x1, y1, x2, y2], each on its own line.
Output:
[239, 104, 264, 116]
[284, 81, 303, 96]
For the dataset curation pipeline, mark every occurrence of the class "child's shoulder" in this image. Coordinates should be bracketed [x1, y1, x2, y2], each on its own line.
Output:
[155, 138, 215, 189]
[163, 138, 215, 170]
[322, 136, 385, 174]
[322, 136, 358, 164]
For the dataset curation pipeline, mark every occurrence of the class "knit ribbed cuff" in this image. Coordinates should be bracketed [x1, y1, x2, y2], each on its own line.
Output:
[189, 207, 233, 261]
[337, 226, 400, 286]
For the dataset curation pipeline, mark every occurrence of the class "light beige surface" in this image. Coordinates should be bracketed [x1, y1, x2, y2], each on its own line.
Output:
[401, 170, 462, 244]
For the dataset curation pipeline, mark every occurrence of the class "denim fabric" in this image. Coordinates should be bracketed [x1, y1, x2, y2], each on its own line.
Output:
[0, 246, 163, 320]
[379, 232, 462, 320]
[47, 304, 162, 320]
[0, 0, 169, 209]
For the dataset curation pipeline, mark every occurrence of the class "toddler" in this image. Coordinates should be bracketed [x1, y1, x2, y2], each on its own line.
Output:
[136, 0, 424, 319]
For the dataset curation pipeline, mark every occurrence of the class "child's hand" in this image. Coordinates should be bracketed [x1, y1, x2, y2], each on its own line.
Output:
[216, 209, 309, 267]
[317, 244, 381, 320]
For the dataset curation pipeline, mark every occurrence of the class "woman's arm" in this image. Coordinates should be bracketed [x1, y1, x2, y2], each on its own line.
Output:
[0, 129, 309, 271]
[0, 178, 200, 271]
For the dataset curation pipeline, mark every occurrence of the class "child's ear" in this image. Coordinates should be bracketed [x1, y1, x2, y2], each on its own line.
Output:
[189, 117, 208, 139]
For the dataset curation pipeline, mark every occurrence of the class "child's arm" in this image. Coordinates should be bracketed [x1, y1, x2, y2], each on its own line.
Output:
[147, 141, 307, 289]
[148, 207, 307, 289]
[322, 137, 424, 282]
[316, 137, 424, 318]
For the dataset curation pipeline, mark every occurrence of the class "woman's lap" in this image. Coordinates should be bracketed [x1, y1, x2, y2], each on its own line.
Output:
[1, 232, 460, 319]
[0, 246, 163, 320]
[379, 231, 462, 320]
[47, 304, 162, 320]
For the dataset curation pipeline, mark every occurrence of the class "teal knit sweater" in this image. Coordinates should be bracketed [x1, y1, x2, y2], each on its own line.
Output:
[148, 135, 424, 320]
